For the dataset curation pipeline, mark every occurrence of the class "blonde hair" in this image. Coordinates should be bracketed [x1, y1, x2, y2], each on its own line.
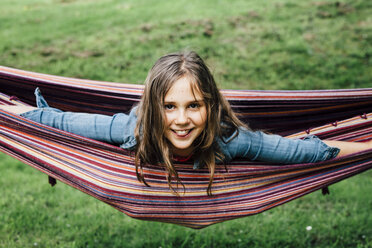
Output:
[134, 51, 246, 195]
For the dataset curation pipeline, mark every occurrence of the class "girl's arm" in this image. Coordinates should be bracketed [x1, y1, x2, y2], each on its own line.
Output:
[220, 129, 371, 164]
[0, 105, 137, 149]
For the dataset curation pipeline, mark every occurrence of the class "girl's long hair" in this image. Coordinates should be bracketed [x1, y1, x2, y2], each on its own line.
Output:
[134, 51, 246, 195]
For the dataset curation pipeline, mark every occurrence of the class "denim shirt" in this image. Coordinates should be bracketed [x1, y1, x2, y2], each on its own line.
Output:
[21, 88, 340, 169]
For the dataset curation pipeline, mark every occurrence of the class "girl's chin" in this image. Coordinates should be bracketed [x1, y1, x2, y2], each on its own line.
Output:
[171, 146, 194, 157]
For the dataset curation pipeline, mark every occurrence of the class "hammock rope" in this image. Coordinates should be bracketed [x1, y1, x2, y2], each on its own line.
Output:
[0, 66, 371, 229]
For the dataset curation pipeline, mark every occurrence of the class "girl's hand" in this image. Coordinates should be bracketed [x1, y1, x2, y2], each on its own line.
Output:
[367, 140, 372, 150]
[323, 139, 372, 158]
[0, 106, 37, 115]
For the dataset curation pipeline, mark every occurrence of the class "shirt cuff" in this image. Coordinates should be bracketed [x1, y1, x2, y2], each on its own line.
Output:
[303, 135, 340, 161]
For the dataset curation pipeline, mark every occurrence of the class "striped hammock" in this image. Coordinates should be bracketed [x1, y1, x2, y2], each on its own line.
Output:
[0, 66, 371, 229]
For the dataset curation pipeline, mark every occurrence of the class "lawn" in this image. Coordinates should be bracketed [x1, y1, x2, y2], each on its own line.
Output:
[0, 0, 371, 247]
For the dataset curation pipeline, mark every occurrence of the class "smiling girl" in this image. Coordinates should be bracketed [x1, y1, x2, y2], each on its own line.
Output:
[2, 51, 371, 195]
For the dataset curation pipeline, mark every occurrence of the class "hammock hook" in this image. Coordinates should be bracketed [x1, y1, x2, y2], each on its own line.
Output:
[361, 113, 368, 119]
[332, 121, 338, 127]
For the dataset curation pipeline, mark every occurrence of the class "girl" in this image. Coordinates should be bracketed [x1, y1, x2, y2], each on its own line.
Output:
[2, 51, 371, 195]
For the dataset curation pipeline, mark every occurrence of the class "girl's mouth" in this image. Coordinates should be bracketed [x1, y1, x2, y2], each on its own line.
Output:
[172, 129, 193, 138]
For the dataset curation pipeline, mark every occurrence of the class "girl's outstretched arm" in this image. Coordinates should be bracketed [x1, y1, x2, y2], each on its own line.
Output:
[219, 129, 371, 164]
[323, 140, 372, 158]
[0, 105, 138, 149]
[2, 106, 371, 161]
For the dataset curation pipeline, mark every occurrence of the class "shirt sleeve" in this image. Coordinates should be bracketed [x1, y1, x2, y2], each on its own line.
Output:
[20, 107, 138, 149]
[218, 128, 340, 164]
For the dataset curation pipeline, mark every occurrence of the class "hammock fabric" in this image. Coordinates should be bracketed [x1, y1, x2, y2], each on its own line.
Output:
[0, 66, 372, 229]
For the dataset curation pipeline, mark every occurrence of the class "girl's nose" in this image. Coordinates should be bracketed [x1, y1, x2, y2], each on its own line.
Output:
[175, 110, 188, 125]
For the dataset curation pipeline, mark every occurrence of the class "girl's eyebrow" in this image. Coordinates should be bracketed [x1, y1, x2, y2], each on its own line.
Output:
[164, 99, 204, 104]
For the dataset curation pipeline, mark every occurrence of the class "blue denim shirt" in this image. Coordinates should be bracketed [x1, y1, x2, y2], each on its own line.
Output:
[21, 88, 340, 169]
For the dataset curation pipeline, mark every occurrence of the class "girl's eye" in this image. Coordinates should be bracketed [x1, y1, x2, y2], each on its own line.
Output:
[164, 104, 174, 110]
[189, 103, 200, 109]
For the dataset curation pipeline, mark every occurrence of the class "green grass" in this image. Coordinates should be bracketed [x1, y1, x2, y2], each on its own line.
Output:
[1, 0, 371, 89]
[1, 0, 372, 247]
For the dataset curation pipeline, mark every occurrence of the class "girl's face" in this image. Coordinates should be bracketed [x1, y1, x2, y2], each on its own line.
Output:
[163, 77, 207, 157]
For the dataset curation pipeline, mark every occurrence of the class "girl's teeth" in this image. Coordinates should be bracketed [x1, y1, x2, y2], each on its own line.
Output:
[176, 130, 188, 135]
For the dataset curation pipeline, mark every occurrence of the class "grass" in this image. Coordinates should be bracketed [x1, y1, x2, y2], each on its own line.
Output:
[1, 0, 371, 89]
[0, 0, 371, 247]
